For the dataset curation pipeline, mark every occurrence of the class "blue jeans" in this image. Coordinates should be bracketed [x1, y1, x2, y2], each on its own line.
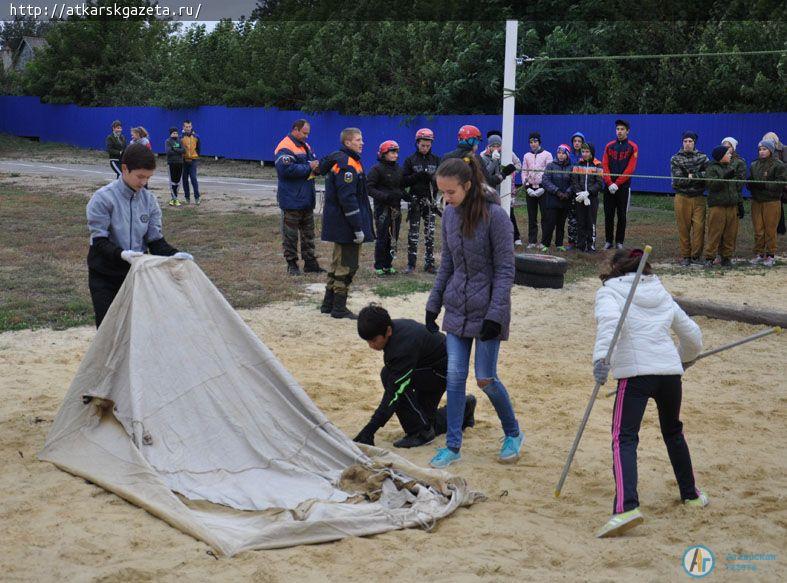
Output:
[445, 333, 520, 451]
[182, 160, 200, 200]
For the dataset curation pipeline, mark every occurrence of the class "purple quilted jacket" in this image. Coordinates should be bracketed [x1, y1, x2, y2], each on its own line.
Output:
[427, 191, 514, 340]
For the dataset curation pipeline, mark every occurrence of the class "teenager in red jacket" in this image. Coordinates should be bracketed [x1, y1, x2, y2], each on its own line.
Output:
[602, 120, 639, 249]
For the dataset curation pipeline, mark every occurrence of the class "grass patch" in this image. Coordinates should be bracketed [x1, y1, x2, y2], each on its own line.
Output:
[373, 278, 433, 298]
[0, 180, 780, 333]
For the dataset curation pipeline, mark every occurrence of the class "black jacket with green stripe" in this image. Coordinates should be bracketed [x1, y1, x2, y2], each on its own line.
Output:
[368, 319, 447, 431]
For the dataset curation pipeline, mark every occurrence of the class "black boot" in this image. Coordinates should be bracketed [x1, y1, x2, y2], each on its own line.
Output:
[286, 259, 301, 276]
[330, 292, 357, 319]
[303, 258, 326, 273]
[320, 288, 335, 314]
[393, 427, 436, 448]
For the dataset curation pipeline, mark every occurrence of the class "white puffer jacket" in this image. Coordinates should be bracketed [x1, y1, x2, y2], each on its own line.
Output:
[593, 274, 702, 379]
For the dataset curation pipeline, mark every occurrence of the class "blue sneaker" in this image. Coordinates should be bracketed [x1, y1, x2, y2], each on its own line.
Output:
[429, 447, 461, 469]
[499, 432, 524, 464]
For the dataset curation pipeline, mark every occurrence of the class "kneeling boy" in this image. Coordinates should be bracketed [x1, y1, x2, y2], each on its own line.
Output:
[354, 304, 475, 448]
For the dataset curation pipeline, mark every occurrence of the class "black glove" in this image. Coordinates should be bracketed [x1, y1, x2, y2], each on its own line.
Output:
[425, 310, 440, 333]
[353, 424, 375, 446]
[317, 152, 342, 175]
[501, 163, 517, 178]
[738, 201, 745, 219]
[479, 319, 502, 341]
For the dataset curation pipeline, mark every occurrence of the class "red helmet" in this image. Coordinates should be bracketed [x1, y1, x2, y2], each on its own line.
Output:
[378, 140, 400, 158]
[415, 128, 434, 141]
[457, 124, 481, 141]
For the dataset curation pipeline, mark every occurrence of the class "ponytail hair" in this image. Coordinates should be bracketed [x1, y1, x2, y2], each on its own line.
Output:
[600, 248, 653, 282]
[436, 156, 490, 238]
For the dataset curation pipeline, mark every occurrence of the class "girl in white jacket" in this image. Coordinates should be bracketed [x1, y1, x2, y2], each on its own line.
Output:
[593, 249, 706, 538]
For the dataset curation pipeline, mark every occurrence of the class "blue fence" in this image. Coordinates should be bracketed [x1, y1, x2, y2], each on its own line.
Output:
[1, 96, 784, 194]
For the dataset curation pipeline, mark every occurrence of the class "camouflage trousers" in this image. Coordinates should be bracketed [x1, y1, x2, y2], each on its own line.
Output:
[407, 198, 436, 269]
[327, 242, 361, 295]
[281, 209, 316, 262]
[566, 201, 578, 245]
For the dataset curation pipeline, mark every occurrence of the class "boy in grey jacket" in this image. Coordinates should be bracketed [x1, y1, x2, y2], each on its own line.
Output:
[86, 144, 193, 327]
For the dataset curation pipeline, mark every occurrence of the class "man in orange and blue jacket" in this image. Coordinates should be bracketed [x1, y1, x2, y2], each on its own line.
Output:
[275, 119, 324, 275]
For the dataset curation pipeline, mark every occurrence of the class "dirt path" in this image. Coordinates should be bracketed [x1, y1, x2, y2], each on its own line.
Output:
[0, 158, 300, 215]
[1, 271, 784, 582]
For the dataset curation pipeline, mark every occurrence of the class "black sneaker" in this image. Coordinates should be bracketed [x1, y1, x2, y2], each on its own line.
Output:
[393, 428, 436, 448]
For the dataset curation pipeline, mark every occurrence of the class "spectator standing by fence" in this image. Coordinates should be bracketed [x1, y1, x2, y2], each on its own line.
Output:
[748, 139, 786, 267]
[106, 120, 125, 178]
[670, 131, 709, 267]
[164, 127, 184, 206]
[521, 132, 552, 249]
[602, 120, 638, 250]
[181, 120, 201, 205]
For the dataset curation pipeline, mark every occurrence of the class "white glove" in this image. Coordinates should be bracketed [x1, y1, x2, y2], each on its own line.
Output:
[491, 150, 501, 161]
[526, 188, 536, 197]
[534, 187, 545, 198]
[120, 250, 143, 263]
[574, 191, 586, 203]
[608, 183, 619, 194]
[173, 252, 193, 260]
[353, 231, 365, 244]
[583, 196, 591, 206]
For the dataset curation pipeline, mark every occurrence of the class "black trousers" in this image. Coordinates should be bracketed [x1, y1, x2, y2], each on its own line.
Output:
[604, 185, 630, 244]
[381, 366, 473, 436]
[510, 205, 521, 243]
[88, 269, 127, 328]
[575, 196, 599, 251]
[526, 194, 545, 244]
[542, 207, 568, 247]
[611, 374, 699, 514]
[168, 163, 183, 197]
[109, 159, 121, 178]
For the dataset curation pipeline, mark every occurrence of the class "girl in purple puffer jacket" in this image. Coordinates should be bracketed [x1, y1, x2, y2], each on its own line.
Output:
[425, 156, 523, 468]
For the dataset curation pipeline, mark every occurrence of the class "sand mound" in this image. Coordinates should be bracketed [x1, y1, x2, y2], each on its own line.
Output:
[1, 271, 784, 582]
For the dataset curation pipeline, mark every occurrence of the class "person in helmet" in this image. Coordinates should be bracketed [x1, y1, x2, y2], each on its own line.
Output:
[441, 125, 516, 188]
[368, 140, 405, 275]
[402, 128, 440, 274]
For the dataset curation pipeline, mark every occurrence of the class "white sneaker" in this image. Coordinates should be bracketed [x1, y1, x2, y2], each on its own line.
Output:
[526, 243, 537, 249]
[749, 255, 764, 265]
[514, 239, 523, 247]
[762, 256, 776, 267]
[684, 490, 710, 508]
[616, 243, 624, 250]
[604, 242, 613, 250]
[596, 508, 644, 538]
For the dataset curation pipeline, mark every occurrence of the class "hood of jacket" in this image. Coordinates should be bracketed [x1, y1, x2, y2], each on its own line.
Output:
[602, 274, 670, 310]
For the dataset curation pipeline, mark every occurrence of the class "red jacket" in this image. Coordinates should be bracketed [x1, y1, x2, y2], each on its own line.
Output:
[602, 139, 638, 188]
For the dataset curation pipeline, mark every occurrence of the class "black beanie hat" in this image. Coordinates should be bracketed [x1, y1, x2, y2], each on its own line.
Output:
[682, 131, 698, 142]
[529, 132, 541, 142]
[169, 126, 179, 134]
[711, 145, 729, 162]
[615, 119, 630, 130]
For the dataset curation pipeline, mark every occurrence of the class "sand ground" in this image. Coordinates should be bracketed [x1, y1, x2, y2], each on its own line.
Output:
[1, 271, 785, 582]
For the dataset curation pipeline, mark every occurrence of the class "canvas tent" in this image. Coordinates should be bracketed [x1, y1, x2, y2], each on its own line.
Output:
[39, 257, 479, 556]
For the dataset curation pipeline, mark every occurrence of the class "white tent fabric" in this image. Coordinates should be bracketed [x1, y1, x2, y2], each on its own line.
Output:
[39, 257, 480, 556]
